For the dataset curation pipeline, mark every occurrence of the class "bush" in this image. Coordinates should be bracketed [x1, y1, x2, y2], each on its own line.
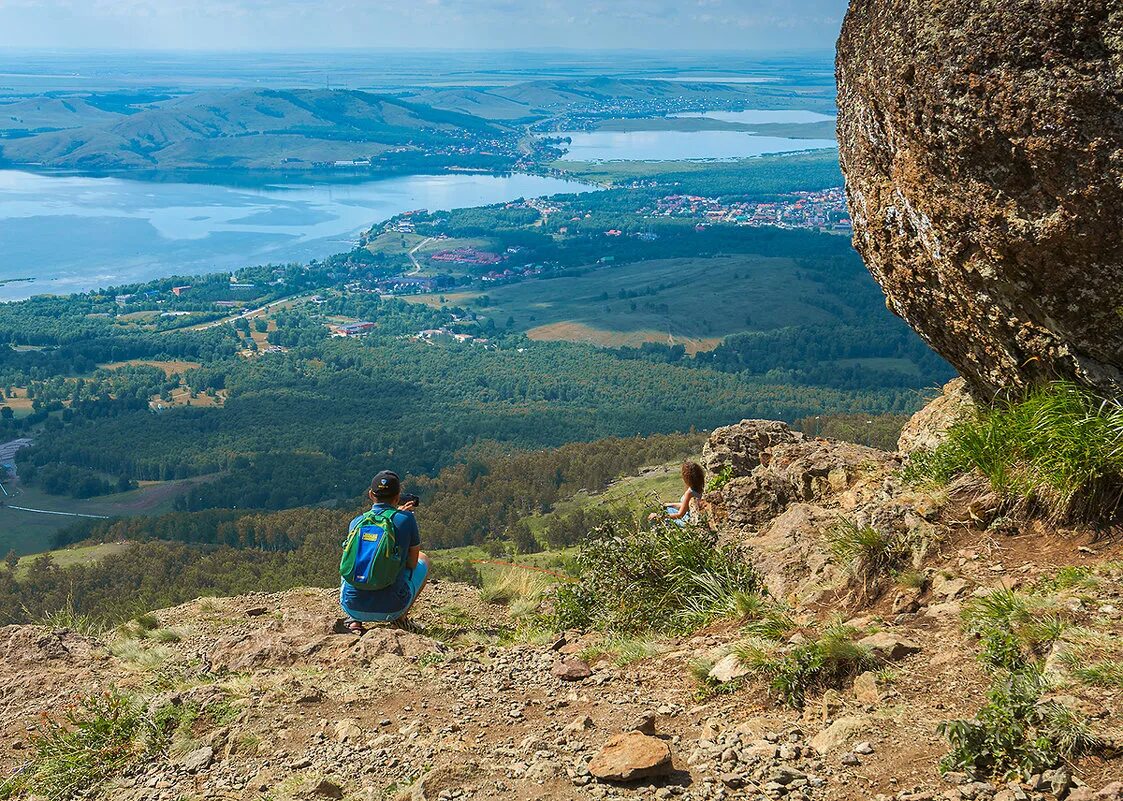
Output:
[939, 669, 1099, 778]
[551, 511, 762, 635]
[430, 557, 483, 587]
[940, 586, 1102, 778]
[904, 382, 1123, 521]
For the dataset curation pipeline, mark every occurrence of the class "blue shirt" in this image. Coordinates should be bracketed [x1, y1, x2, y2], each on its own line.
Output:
[340, 504, 421, 614]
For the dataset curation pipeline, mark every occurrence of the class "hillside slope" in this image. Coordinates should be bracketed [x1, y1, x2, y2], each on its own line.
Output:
[1, 390, 1120, 801]
[0, 89, 512, 171]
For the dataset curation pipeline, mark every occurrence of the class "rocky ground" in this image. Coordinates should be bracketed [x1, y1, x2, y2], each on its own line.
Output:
[1, 388, 1121, 801]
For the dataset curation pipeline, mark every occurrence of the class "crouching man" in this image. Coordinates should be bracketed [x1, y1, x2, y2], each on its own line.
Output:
[339, 470, 429, 634]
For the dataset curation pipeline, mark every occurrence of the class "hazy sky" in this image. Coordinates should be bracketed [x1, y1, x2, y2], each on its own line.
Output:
[0, 0, 848, 51]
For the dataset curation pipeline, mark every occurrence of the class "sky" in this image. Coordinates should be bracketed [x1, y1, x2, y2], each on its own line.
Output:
[0, 0, 848, 51]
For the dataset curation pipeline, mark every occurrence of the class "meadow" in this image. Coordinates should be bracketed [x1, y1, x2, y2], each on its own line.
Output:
[412, 254, 865, 353]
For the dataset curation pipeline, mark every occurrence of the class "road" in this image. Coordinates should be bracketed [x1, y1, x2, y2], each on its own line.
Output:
[407, 237, 435, 275]
[189, 292, 313, 332]
[4, 505, 110, 520]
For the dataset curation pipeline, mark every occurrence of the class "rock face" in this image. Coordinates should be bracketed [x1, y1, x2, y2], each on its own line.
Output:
[897, 378, 975, 456]
[836, 0, 1123, 399]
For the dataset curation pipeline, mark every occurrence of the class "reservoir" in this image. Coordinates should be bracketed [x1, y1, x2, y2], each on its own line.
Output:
[554, 129, 836, 162]
[670, 110, 837, 124]
[0, 170, 597, 301]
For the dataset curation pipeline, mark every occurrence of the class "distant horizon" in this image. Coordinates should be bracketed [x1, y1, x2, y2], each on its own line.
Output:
[0, 1, 848, 53]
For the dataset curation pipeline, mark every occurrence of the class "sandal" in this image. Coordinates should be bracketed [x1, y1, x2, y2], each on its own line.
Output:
[346, 620, 365, 637]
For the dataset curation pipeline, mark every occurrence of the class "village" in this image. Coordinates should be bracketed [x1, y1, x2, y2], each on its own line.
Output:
[650, 186, 852, 233]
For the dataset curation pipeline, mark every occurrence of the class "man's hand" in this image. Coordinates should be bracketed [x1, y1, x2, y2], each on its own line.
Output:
[399, 500, 418, 512]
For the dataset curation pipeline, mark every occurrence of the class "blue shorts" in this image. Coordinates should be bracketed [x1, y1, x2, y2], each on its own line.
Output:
[665, 505, 690, 528]
[339, 558, 429, 623]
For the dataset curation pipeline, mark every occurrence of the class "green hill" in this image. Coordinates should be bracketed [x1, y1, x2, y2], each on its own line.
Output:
[0, 88, 513, 171]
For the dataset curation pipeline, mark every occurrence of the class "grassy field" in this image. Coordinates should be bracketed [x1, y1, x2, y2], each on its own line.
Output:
[0, 479, 201, 556]
[412, 254, 850, 353]
[99, 359, 202, 375]
[523, 461, 688, 536]
[14, 541, 131, 576]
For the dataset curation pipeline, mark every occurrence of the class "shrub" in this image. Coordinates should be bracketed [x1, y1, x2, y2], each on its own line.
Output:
[706, 465, 734, 493]
[431, 558, 483, 587]
[551, 511, 762, 635]
[0, 690, 156, 801]
[904, 382, 1123, 522]
[734, 621, 873, 708]
[938, 669, 1099, 778]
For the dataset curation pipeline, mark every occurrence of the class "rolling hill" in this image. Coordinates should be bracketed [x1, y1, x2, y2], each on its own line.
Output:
[0, 88, 514, 171]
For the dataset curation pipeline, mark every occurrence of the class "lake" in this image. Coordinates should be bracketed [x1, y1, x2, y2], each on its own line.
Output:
[670, 110, 837, 124]
[0, 170, 597, 301]
[555, 129, 837, 162]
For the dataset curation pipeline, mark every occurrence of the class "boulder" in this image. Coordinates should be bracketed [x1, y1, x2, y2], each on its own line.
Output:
[181, 745, 214, 773]
[898, 379, 975, 456]
[852, 671, 884, 704]
[748, 503, 850, 603]
[707, 653, 751, 684]
[809, 715, 871, 754]
[766, 440, 899, 505]
[719, 472, 796, 528]
[551, 657, 592, 681]
[702, 419, 802, 478]
[858, 632, 922, 661]
[837, 0, 1123, 398]
[588, 731, 673, 782]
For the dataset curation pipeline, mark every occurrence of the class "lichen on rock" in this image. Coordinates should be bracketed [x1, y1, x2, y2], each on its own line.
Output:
[836, 0, 1123, 399]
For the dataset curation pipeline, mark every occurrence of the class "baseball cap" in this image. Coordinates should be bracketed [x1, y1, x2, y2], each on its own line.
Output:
[371, 470, 401, 499]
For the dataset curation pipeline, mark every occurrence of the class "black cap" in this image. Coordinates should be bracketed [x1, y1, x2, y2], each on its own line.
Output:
[371, 470, 401, 499]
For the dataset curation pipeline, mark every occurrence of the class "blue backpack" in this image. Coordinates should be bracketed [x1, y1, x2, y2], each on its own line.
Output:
[340, 508, 401, 590]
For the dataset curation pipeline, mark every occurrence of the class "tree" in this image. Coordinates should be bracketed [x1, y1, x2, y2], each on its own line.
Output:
[3, 550, 17, 572]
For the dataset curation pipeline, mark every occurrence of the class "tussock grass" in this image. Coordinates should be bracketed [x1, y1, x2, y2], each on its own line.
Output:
[961, 589, 1074, 672]
[582, 635, 662, 667]
[904, 382, 1123, 522]
[480, 569, 551, 615]
[0, 690, 156, 801]
[33, 601, 109, 638]
[734, 620, 873, 708]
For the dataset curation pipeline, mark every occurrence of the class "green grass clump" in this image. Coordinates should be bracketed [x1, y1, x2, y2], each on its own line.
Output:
[0, 690, 156, 801]
[940, 587, 1104, 779]
[960, 589, 1071, 672]
[551, 511, 762, 635]
[734, 620, 873, 708]
[827, 519, 916, 594]
[34, 602, 109, 638]
[430, 558, 483, 588]
[939, 669, 1100, 779]
[903, 382, 1123, 522]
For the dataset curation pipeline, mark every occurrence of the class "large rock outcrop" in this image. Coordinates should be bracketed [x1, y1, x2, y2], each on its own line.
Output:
[836, 0, 1123, 399]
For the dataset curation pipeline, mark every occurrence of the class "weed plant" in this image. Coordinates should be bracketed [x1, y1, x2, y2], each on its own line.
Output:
[734, 621, 873, 708]
[904, 382, 1123, 521]
[0, 690, 156, 801]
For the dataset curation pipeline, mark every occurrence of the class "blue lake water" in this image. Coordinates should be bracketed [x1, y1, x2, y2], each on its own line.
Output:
[0, 170, 597, 301]
[670, 110, 837, 124]
[555, 129, 837, 162]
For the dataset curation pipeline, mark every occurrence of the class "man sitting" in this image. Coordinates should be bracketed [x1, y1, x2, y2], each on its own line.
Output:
[339, 470, 429, 634]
